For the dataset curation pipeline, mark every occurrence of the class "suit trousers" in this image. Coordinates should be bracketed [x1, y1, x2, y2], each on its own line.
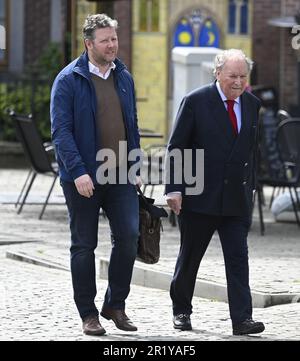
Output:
[61, 181, 139, 320]
[170, 210, 253, 325]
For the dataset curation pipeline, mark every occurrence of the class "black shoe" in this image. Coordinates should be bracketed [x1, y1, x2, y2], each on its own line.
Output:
[233, 318, 265, 335]
[173, 313, 192, 331]
[100, 305, 137, 332]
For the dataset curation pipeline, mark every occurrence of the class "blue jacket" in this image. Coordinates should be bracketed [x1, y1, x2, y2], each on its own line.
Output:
[50, 52, 140, 182]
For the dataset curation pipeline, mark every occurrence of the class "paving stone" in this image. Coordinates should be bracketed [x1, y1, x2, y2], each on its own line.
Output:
[0, 169, 300, 341]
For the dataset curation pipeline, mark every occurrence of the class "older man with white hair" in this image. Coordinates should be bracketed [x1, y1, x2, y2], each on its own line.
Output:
[166, 49, 265, 336]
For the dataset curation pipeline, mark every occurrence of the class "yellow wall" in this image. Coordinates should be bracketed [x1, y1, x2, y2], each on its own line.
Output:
[72, 0, 253, 146]
[132, 0, 168, 146]
[223, 0, 253, 58]
[72, 0, 97, 58]
[132, 0, 253, 146]
[224, 36, 252, 58]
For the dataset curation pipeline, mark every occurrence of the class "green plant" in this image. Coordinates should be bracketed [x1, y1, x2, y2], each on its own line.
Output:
[29, 42, 64, 83]
[0, 42, 63, 142]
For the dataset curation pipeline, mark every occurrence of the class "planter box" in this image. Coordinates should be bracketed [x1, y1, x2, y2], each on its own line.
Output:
[0, 141, 29, 168]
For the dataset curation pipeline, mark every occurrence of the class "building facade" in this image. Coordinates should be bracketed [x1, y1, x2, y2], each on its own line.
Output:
[1, 0, 298, 140]
[0, 0, 67, 74]
[252, 0, 299, 115]
[132, 0, 253, 139]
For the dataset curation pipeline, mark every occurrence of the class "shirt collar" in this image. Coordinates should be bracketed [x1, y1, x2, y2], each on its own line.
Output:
[216, 81, 240, 104]
[88, 61, 116, 78]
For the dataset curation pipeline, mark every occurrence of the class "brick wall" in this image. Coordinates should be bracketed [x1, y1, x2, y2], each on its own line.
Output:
[24, 0, 51, 65]
[252, 0, 281, 93]
[252, 0, 299, 111]
[280, 0, 299, 112]
[114, 0, 132, 70]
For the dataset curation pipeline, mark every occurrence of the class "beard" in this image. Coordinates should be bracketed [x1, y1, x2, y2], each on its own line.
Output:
[92, 50, 116, 66]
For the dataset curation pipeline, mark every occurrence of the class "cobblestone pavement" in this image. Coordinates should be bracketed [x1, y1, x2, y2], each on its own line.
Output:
[0, 248, 299, 341]
[0, 169, 300, 341]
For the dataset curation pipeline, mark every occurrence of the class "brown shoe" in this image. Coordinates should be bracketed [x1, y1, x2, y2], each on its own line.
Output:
[82, 315, 106, 336]
[100, 305, 137, 332]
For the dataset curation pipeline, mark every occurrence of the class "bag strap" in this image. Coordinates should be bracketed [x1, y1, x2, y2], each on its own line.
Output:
[136, 185, 147, 201]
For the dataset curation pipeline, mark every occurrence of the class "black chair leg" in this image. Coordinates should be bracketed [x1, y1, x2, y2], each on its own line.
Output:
[17, 172, 37, 214]
[150, 185, 154, 198]
[141, 184, 147, 195]
[15, 169, 32, 208]
[289, 187, 300, 227]
[39, 175, 57, 220]
[294, 187, 300, 209]
[269, 187, 276, 209]
[257, 187, 265, 235]
[260, 185, 266, 206]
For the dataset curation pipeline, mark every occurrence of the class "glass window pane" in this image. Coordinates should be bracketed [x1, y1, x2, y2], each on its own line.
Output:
[0, 0, 5, 17]
[240, 0, 248, 34]
[0, 0, 6, 62]
[151, 0, 159, 32]
[139, 0, 147, 32]
[228, 0, 236, 34]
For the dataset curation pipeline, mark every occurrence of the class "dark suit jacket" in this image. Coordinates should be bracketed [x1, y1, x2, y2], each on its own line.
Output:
[165, 82, 261, 216]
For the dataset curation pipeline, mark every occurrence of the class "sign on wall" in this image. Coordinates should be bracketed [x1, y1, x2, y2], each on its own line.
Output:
[173, 9, 220, 48]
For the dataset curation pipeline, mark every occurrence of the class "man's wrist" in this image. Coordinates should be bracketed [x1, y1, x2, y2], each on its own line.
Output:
[166, 192, 182, 199]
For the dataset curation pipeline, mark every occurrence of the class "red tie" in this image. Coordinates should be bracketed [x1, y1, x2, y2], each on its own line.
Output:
[226, 100, 238, 135]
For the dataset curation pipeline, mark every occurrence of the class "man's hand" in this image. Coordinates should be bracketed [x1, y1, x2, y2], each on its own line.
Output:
[135, 176, 143, 188]
[166, 193, 182, 215]
[74, 174, 95, 198]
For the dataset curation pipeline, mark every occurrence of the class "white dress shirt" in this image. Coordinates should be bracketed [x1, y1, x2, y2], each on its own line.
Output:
[88, 61, 116, 80]
[216, 81, 242, 133]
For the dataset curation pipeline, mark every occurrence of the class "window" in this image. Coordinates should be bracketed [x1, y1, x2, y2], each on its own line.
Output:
[228, 0, 236, 34]
[228, 0, 249, 35]
[139, 0, 159, 32]
[0, 0, 8, 66]
[240, 0, 248, 34]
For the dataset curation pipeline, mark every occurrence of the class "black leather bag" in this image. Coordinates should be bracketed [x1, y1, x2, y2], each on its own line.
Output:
[136, 186, 168, 264]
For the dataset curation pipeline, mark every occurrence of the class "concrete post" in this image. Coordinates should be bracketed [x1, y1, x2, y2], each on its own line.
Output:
[172, 47, 222, 124]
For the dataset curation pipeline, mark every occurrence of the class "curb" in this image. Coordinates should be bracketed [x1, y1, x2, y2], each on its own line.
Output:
[5, 250, 300, 308]
[99, 258, 300, 308]
[6, 251, 69, 272]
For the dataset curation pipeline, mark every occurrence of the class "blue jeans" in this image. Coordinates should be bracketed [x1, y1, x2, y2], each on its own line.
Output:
[61, 181, 139, 320]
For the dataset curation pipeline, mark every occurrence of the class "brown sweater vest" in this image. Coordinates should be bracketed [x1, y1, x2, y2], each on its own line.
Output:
[91, 72, 126, 168]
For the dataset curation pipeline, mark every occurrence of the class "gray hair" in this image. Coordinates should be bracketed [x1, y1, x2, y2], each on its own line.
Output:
[213, 49, 253, 76]
[83, 14, 118, 40]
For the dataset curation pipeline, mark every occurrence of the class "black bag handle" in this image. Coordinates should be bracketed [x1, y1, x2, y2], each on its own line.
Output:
[136, 185, 147, 201]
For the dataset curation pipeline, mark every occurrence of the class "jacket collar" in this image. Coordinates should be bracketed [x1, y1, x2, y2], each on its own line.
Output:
[208, 82, 252, 155]
[73, 51, 126, 78]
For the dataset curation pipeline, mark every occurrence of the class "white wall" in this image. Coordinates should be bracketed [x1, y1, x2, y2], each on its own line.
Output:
[172, 47, 222, 124]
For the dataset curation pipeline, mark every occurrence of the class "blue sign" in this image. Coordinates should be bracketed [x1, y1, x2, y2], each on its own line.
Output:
[173, 18, 194, 47]
[198, 18, 220, 47]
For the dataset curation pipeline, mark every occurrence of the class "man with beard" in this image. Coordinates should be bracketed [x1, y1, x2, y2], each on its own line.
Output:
[51, 14, 141, 336]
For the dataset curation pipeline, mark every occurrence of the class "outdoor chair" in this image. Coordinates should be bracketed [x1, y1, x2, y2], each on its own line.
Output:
[10, 110, 58, 220]
[141, 144, 166, 198]
[276, 109, 291, 124]
[14, 141, 53, 209]
[256, 117, 300, 235]
[141, 144, 177, 226]
[266, 109, 291, 207]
